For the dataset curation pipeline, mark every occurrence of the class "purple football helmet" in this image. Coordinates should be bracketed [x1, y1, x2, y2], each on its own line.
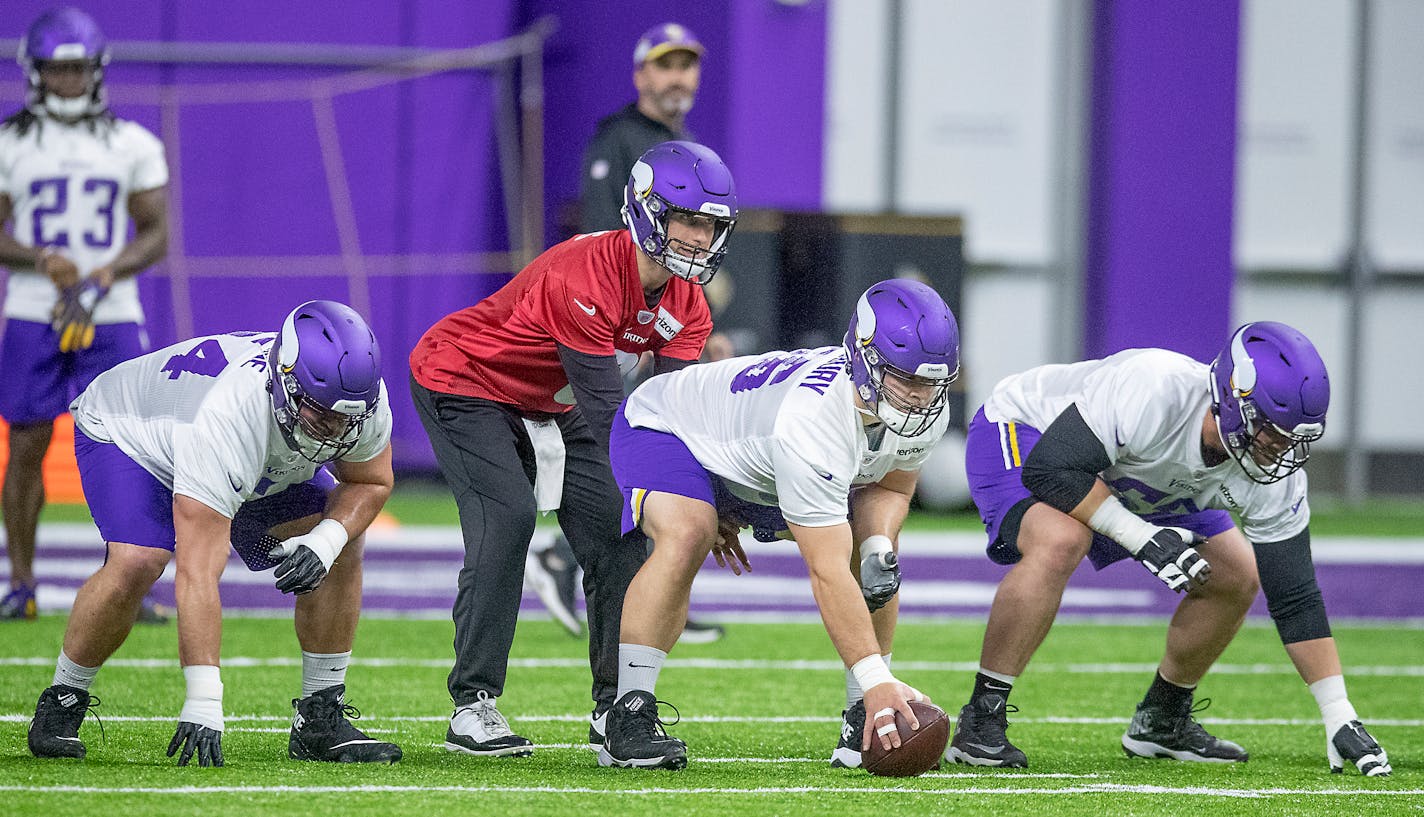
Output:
[19, 7, 110, 121]
[268, 300, 383, 463]
[845, 279, 961, 437]
[622, 140, 737, 285]
[1209, 321, 1328, 484]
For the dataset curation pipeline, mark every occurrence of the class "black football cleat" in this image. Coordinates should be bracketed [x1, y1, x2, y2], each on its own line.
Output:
[945, 694, 1028, 768]
[29, 684, 98, 759]
[829, 699, 865, 768]
[597, 690, 687, 770]
[289, 684, 402, 763]
[1122, 697, 1247, 763]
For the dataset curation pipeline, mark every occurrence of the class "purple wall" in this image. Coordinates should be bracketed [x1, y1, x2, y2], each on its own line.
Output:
[521, 0, 828, 237]
[1084, 1, 1240, 362]
[2, 2, 825, 468]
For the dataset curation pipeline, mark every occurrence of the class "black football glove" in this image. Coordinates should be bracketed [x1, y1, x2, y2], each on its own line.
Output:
[1329, 720, 1391, 777]
[1135, 526, 1210, 592]
[167, 721, 224, 767]
[270, 543, 328, 595]
[860, 549, 900, 612]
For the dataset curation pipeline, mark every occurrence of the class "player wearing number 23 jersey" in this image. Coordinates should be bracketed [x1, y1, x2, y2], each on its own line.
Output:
[1, 8, 170, 623]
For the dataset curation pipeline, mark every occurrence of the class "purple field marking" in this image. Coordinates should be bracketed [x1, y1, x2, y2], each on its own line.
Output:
[5, 527, 1421, 620]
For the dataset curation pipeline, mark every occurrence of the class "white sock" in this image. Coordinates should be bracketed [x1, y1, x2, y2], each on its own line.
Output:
[617, 643, 667, 699]
[301, 650, 351, 698]
[846, 652, 891, 708]
[53, 651, 100, 691]
[979, 666, 1017, 686]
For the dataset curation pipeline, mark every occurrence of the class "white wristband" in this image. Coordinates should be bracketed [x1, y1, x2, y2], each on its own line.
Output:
[1309, 674, 1358, 737]
[860, 535, 894, 561]
[1087, 495, 1157, 555]
[180, 664, 225, 731]
[850, 654, 896, 692]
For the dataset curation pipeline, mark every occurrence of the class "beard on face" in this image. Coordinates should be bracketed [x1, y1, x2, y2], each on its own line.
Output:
[654, 87, 695, 117]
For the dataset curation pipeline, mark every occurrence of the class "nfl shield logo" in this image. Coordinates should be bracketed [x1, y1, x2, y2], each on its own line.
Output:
[636, 310, 656, 325]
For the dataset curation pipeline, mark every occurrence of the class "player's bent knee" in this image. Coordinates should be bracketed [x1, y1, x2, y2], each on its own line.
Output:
[104, 542, 172, 585]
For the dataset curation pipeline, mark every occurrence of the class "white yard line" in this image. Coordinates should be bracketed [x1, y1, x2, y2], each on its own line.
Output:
[0, 783, 1418, 798]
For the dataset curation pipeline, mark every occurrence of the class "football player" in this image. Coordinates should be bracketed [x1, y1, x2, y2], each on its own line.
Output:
[598, 279, 960, 770]
[26, 301, 402, 767]
[409, 140, 736, 757]
[0, 8, 169, 621]
[946, 322, 1390, 777]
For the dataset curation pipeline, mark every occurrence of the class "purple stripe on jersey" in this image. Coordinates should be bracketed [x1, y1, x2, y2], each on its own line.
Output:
[966, 407, 1234, 570]
[0, 319, 146, 424]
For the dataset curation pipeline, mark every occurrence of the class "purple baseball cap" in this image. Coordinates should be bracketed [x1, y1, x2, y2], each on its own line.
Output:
[633, 23, 704, 66]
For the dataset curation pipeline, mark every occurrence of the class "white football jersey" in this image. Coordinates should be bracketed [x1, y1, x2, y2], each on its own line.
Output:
[624, 346, 949, 528]
[0, 116, 168, 324]
[982, 348, 1309, 543]
[69, 332, 392, 519]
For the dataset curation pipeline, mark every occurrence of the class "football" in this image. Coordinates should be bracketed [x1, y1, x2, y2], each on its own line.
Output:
[862, 700, 951, 777]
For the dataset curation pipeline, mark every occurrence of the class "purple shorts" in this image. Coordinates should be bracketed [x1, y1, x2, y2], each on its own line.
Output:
[609, 404, 790, 541]
[74, 428, 336, 572]
[965, 407, 1235, 570]
[0, 318, 148, 424]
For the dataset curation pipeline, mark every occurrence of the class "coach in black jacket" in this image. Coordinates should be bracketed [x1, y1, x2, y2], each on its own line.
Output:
[579, 22, 704, 232]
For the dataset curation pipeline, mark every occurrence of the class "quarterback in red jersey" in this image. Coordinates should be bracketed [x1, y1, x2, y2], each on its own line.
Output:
[410, 141, 736, 757]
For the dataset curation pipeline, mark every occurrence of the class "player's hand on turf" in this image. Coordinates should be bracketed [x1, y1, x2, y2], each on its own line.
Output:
[52, 278, 109, 353]
[269, 536, 334, 595]
[167, 720, 224, 767]
[1135, 526, 1210, 592]
[860, 681, 926, 752]
[712, 515, 752, 575]
[1328, 720, 1391, 777]
[860, 548, 900, 612]
[38, 247, 80, 290]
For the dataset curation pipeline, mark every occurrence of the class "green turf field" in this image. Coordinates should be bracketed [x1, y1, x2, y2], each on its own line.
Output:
[1, 615, 1418, 816]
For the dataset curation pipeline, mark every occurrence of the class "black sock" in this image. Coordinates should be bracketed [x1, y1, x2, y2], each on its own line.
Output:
[1143, 671, 1194, 710]
[971, 672, 1014, 704]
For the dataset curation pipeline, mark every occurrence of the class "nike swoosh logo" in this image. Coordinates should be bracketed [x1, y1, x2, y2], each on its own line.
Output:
[229, 474, 243, 493]
[814, 468, 835, 481]
[963, 741, 1006, 753]
[330, 666, 347, 672]
[627, 662, 656, 669]
[573, 298, 596, 316]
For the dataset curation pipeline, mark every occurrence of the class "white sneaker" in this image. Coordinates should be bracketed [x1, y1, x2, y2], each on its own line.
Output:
[444, 693, 534, 757]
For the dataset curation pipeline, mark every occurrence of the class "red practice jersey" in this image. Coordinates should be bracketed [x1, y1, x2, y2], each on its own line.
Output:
[410, 230, 712, 413]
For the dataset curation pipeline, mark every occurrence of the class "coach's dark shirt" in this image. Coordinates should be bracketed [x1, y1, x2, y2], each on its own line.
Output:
[578, 103, 689, 233]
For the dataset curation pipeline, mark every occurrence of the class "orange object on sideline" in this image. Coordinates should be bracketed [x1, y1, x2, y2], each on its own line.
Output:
[0, 414, 88, 504]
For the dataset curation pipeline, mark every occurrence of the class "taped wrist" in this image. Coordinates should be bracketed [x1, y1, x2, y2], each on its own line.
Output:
[850, 653, 896, 692]
[1087, 495, 1158, 555]
[1309, 675, 1359, 738]
[308, 518, 349, 568]
[180, 665, 224, 731]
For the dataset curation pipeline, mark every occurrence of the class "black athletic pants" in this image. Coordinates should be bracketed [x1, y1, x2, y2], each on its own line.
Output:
[411, 376, 646, 710]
